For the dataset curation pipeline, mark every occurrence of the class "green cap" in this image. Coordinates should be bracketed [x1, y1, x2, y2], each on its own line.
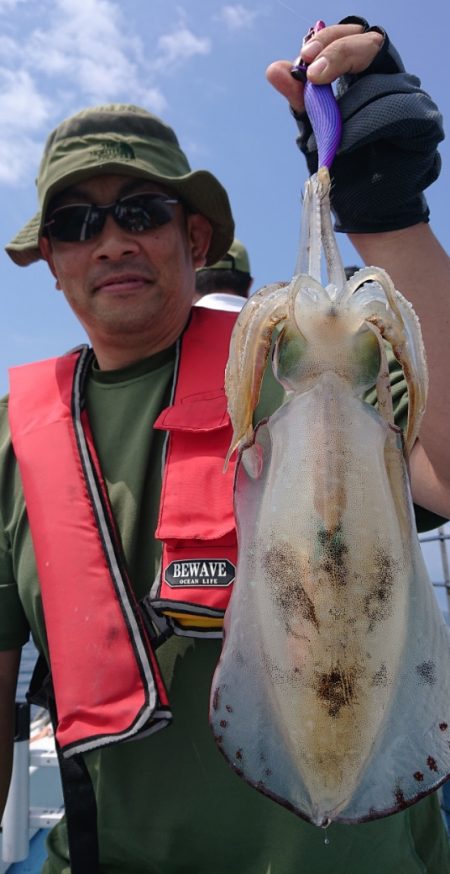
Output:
[6, 104, 234, 267]
[199, 238, 251, 274]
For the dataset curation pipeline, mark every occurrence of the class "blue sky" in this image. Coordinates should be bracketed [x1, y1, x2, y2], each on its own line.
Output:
[1, 0, 449, 386]
[0, 0, 449, 574]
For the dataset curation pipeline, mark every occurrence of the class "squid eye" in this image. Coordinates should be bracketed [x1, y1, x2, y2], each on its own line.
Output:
[351, 327, 381, 390]
[273, 325, 309, 392]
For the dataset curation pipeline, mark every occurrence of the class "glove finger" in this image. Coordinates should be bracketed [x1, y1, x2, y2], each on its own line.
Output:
[304, 31, 384, 84]
[339, 15, 371, 30]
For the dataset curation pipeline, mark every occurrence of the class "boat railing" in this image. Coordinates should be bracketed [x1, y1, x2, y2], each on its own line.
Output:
[419, 524, 450, 626]
[1, 703, 63, 867]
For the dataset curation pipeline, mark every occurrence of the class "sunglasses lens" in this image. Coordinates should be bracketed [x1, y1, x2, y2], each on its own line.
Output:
[46, 205, 102, 242]
[45, 194, 178, 242]
[115, 195, 176, 233]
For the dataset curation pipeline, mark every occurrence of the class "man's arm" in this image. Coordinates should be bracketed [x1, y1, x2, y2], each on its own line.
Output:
[267, 22, 450, 518]
[350, 225, 450, 518]
[0, 648, 21, 819]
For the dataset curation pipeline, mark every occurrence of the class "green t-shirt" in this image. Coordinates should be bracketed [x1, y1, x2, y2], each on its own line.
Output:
[0, 342, 448, 874]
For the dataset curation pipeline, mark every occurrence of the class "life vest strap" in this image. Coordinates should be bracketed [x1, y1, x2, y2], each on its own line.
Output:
[154, 308, 239, 628]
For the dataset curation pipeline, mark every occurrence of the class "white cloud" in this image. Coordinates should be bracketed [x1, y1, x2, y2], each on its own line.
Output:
[0, 0, 217, 186]
[0, 69, 52, 132]
[0, 68, 51, 185]
[0, 0, 28, 9]
[0, 35, 22, 61]
[154, 26, 211, 70]
[0, 0, 169, 184]
[137, 87, 172, 115]
[27, 0, 161, 105]
[0, 135, 43, 185]
[217, 4, 258, 30]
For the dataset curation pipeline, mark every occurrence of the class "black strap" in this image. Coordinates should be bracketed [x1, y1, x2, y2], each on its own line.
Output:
[28, 655, 100, 873]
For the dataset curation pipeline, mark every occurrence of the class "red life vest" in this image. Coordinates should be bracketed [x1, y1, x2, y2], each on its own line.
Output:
[153, 307, 237, 635]
[8, 307, 238, 756]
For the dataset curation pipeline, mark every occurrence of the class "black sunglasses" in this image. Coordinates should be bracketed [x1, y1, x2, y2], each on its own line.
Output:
[43, 192, 180, 243]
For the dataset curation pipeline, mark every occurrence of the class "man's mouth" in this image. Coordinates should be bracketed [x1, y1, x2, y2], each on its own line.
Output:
[94, 273, 152, 294]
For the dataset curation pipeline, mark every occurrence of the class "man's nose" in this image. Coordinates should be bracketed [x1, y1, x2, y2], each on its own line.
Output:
[92, 214, 141, 259]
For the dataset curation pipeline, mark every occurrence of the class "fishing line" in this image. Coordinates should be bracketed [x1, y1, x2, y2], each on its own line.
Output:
[274, 0, 311, 28]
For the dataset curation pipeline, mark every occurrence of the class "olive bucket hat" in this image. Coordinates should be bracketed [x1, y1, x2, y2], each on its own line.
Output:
[198, 237, 251, 275]
[6, 104, 234, 267]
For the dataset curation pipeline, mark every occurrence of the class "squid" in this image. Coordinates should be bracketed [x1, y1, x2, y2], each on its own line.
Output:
[209, 28, 450, 827]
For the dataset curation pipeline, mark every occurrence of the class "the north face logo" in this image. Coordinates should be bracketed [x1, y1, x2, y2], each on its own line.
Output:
[164, 559, 235, 588]
[89, 142, 136, 161]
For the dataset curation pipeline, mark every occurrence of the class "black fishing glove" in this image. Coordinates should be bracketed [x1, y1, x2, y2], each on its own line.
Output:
[293, 16, 445, 233]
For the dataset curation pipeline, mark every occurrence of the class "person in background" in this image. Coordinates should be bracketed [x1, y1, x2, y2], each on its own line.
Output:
[193, 237, 253, 311]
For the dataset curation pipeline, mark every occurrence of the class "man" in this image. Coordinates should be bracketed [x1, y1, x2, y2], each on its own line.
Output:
[194, 237, 253, 310]
[1, 19, 450, 874]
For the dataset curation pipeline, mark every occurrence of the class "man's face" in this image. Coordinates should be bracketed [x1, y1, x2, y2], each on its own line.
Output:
[39, 174, 212, 365]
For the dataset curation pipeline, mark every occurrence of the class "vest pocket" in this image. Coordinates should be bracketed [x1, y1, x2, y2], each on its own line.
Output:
[155, 391, 236, 541]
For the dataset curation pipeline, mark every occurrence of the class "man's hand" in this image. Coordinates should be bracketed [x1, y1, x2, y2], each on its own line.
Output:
[266, 22, 383, 114]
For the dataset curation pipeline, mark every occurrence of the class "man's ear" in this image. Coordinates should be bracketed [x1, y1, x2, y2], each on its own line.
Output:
[39, 237, 61, 289]
[187, 214, 213, 268]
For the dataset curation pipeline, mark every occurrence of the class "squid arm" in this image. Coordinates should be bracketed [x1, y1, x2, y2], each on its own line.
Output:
[296, 166, 346, 295]
[224, 282, 291, 467]
[346, 268, 428, 456]
[364, 320, 395, 429]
